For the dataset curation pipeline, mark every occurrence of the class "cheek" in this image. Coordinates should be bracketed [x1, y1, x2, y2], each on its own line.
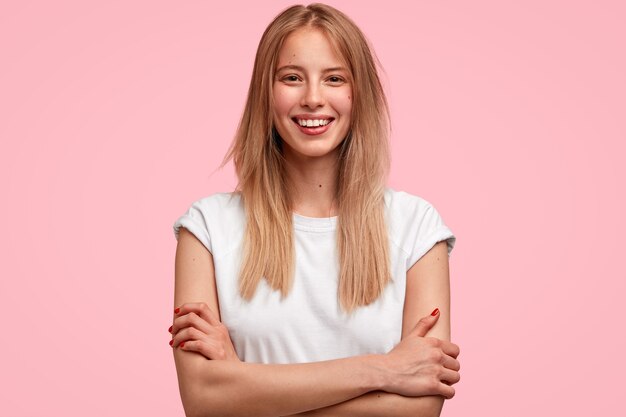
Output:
[331, 89, 352, 116]
[273, 86, 298, 115]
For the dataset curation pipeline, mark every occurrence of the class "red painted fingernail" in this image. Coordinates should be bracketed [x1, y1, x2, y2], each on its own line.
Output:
[174, 307, 180, 314]
[431, 308, 439, 316]
[169, 339, 174, 346]
[180, 342, 185, 348]
[168, 325, 172, 333]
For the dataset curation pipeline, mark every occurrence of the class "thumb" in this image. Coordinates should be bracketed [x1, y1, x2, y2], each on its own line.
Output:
[411, 308, 440, 338]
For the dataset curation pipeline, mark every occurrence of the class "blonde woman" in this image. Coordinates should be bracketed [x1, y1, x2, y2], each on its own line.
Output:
[170, 3, 461, 416]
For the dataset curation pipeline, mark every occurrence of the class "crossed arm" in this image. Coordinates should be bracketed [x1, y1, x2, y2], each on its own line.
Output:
[172, 227, 458, 417]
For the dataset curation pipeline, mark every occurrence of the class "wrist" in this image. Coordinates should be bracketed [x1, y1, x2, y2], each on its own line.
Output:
[361, 354, 390, 392]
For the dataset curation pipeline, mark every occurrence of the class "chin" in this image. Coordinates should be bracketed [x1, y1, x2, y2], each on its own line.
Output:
[291, 142, 343, 159]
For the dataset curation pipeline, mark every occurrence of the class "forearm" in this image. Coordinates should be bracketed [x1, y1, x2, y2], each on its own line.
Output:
[286, 391, 444, 417]
[175, 350, 387, 417]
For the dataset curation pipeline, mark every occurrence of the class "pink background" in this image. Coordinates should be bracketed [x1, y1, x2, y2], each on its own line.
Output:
[1, 0, 624, 415]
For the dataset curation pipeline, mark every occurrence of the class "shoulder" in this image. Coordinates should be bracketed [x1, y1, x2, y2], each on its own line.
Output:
[384, 187, 455, 263]
[177, 191, 244, 226]
[384, 187, 437, 221]
[173, 191, 244, 253]
[187, 191, 243, 213]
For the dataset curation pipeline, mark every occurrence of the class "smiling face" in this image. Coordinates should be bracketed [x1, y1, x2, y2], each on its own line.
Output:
[272, 27, 353, 164]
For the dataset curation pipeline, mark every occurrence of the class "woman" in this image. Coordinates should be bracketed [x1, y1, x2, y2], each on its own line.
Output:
[170, 3, 461, 416]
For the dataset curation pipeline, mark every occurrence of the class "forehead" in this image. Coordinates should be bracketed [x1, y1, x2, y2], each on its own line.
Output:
[276, 28, 346, 69]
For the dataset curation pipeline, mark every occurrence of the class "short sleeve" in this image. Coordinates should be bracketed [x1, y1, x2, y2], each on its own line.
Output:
[406, 201, 456, 270]
[172, 200, 212, 254]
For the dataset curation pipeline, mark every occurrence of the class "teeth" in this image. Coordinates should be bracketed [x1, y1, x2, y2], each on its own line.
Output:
[297, 119, 330, 127]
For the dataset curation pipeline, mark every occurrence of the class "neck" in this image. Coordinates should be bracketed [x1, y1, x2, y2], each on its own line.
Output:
[284, 149, 339, 218]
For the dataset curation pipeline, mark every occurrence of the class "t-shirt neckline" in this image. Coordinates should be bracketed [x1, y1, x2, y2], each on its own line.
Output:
[292, 212, 337, 232]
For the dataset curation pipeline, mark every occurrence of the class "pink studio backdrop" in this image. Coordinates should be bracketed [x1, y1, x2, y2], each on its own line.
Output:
[1, 0, 624, 415]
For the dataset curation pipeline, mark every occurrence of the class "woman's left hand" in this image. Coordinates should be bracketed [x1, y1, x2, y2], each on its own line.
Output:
[169, 302, 241, 362]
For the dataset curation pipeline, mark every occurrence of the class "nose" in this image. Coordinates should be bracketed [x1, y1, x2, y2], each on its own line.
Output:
[300, 82, 325, 109]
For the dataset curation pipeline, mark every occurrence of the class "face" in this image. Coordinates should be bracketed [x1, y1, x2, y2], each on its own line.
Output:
[272, 28, 352, 163]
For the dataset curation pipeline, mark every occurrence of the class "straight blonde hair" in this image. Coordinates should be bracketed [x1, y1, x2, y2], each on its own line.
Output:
[221, 3, 392, 314]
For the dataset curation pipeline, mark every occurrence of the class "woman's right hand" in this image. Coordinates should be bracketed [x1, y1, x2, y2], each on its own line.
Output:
[169, 302, 241, 362]
[381, 309, 461, 399]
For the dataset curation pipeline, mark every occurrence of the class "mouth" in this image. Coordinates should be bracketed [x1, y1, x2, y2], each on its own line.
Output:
[291, 117, 335, 136]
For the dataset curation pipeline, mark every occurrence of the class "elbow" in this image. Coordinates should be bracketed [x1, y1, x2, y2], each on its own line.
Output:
[183, 380, 242, 417]
[180, 377, 226, 417]
[175, 354, 236, 417]
[183, 392, 240, 417]
[179, 379, 211, 417]
[185, 406, 218, 417]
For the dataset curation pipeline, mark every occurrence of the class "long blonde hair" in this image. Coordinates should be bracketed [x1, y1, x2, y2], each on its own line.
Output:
[221, 3, 392, 314]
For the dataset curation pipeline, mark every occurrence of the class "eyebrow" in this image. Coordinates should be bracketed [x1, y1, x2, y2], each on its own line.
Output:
[275, 64, 348, 74]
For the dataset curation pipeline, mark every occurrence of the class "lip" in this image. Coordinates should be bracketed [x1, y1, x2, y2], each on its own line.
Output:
[291, 114, 334, 121]
[292, 117, 334, 136]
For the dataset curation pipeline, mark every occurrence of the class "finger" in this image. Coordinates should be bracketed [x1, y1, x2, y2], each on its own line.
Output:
[440, 367, 461, 386]
[437, 383, 455, 399]
[180, 340, 226, 360]
[410, 308, 441, 338]
[441, 353, 461, 372]
[170, 326, 195, 348]
[172, 312, 217, 337]
[440, 341, 461, 359]
[175, 302, 221, 326]
[170, 326, 210, 348]
[192, 302, 221, 327]
[178, 339, 201, 354]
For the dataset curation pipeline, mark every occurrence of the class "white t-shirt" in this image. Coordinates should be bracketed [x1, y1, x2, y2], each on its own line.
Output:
[173, 187, 455, 364]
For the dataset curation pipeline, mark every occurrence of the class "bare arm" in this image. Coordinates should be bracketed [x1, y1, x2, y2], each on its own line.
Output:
[172, 229, 458, 417]
[177, 349, 391, 417]
[283, 241, 456, 417]
[286, 392, 444, 417]
[173, 228, 385, 417]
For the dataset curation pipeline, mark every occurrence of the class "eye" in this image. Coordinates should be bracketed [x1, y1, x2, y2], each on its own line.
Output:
[327, 76, 345, 84]
[282, 74, 301, 82]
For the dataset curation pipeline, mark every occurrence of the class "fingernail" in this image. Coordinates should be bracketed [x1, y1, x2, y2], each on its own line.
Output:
[431, 308, 439, 316]
[169, 339, 174, 346]
[174, 307, 180, 314]
[180, 342, 185, 348]
[168, 326, 172, 333]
